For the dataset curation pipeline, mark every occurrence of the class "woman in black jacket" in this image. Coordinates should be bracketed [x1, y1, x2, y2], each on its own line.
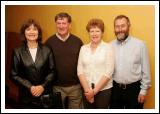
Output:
[10, 19, 55, 109]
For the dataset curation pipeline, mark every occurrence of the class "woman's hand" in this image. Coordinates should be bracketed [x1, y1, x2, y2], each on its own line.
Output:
[84, 89, 94, 103]
[30, 85, 44, 97]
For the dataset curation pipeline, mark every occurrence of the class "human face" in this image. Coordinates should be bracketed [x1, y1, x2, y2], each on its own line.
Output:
[89, 27, 102, 44]
[114, 18, 130, 41]
[25, 24, 38, 42]
[56, 17, 70, 38]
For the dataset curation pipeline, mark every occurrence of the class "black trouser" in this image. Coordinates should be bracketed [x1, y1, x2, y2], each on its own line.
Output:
[20, 101, 44, 109]
[83, 88, 112, 109]
[110, 80, 143, 109]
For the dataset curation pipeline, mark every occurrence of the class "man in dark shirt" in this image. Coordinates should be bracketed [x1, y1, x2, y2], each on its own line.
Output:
[45, 12, 83, 109]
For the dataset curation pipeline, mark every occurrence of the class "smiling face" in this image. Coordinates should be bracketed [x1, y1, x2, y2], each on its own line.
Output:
[114, 17, 130, 41]
[86, 19, 104, 44]
[89, 26, 102, 44]
[25, 24, 38, 42]
[56, 17, 71, 38]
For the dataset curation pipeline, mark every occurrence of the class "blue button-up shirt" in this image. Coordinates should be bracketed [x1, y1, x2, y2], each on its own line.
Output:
[111, 36, 151, 95]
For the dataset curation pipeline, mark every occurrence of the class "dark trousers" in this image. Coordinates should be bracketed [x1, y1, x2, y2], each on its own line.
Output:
[110, 80, 143, 109]
[20, 101, 44, 109]
[83, 88, 112, 109]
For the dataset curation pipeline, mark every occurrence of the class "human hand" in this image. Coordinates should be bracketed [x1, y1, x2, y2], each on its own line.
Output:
[84, 89, 94, 103]
[30, 85, 44, 97]
[138, 94, 146, 103]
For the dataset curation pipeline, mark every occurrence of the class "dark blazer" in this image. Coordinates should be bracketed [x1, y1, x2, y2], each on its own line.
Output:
[10, 43, 55, 105]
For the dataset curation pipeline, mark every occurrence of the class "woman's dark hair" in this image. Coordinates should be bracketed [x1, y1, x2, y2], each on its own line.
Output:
[20, 19, 42, 44]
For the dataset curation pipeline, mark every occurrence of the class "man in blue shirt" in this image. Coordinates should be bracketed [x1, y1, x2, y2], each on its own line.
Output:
[110, 15, 151, 109]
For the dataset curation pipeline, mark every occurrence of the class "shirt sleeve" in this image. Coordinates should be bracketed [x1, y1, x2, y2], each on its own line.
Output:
[77, 46, 84, 76]
[140, 42, 151, 95]
[104, 44, 114, 79]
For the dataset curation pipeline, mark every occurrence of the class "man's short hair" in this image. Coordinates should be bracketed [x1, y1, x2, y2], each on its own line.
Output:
[55, 12, 72, 23]
[114, 15, 130, 26]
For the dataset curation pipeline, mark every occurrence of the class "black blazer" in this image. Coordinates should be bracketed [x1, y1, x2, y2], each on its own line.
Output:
[10, 43, 55, 104]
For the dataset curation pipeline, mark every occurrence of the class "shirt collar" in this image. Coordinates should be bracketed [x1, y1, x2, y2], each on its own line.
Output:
[56, 33, 70, 42]
[116, 36, 130, 45]
[88, 40, 104, 48]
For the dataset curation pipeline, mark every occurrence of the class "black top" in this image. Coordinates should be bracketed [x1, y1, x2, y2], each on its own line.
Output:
[45, 34, 83, 86]
[10, 43, 55, 104]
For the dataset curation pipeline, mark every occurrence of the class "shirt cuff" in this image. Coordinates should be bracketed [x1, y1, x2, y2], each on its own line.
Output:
[104, 72, 112, 78]
[140, 89, 147, 95]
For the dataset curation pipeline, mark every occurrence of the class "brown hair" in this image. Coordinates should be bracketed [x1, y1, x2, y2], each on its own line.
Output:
[86, 18, 104, 33]
[114, 15, 130, 26]
[20, 19, 42, 44]
[55, 12, 72, 23]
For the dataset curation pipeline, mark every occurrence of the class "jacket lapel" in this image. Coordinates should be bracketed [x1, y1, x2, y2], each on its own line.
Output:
[23, 46, 35, 66]
[34, 46, 42, 69]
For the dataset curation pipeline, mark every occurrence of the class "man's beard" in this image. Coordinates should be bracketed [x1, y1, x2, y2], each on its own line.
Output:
[116, 32, 129, 42]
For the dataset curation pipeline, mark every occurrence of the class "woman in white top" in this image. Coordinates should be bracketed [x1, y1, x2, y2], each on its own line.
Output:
[77, 18, 114, 108]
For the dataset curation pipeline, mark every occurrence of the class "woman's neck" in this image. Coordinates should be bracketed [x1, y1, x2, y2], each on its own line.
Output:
[90, 40, 101, 52]
[91, 40, 101, 48]
[27, 41, 38, 49]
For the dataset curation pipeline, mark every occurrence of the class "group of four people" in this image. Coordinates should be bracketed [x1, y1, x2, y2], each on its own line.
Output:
[10, 12, 151, 109]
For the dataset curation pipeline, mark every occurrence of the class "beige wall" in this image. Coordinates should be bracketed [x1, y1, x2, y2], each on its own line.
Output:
[5, 5, 155, 109]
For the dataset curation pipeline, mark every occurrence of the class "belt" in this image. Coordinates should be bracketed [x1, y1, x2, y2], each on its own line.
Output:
[113, 80, 140, 89]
